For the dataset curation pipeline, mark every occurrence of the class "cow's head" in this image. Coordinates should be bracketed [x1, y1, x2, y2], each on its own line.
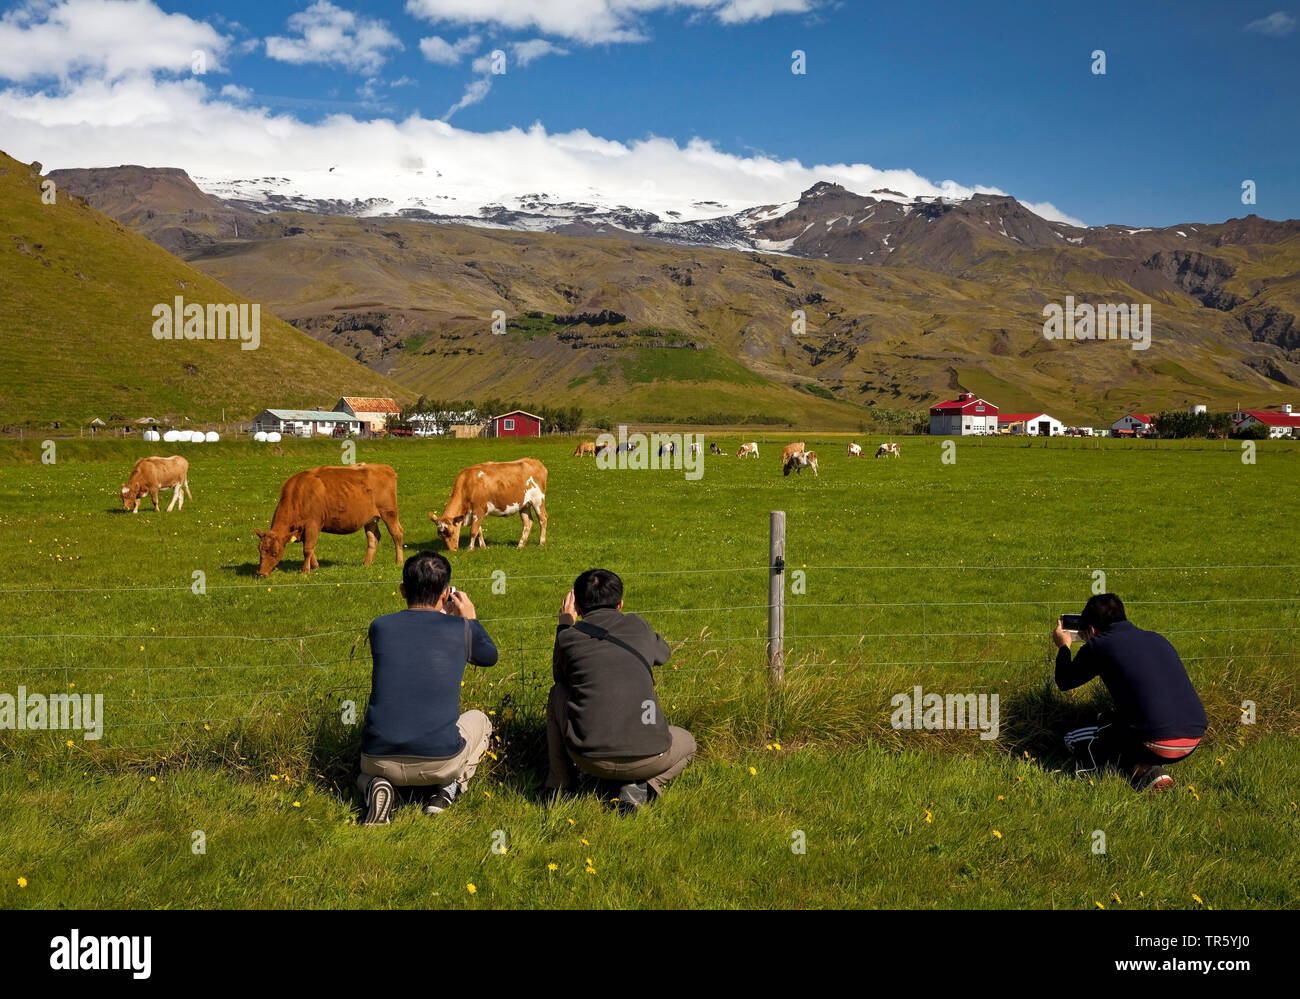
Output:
[120, 483, 138, 511]
[253, 527, 287, 577]
[428, 510, 462, 551]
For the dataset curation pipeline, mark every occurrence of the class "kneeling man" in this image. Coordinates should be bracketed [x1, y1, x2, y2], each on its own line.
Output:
[546, 569, 696, 809]
[1053, 593, 1207, 792]
[358, 551, 498, 824]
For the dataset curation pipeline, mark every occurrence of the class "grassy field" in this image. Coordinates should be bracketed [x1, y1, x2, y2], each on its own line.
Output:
[0, 433, 1297, 909]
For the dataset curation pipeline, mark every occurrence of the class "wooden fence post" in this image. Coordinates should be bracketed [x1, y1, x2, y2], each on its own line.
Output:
[768, 510, 785, 684]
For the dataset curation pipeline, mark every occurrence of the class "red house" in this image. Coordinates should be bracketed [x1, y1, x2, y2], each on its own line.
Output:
[489, 410, 543, 438]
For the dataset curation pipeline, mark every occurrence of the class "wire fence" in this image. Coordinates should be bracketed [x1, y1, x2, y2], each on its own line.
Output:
[2, 560, 1298, 756]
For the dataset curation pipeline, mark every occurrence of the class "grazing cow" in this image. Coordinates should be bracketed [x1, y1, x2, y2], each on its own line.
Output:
[783, 449, 819, 477]
[658, 440, 676, 458]
[121, 455, 191, 513]
[709, 442, 723, 455]
[573, 441, 597, 457]
[737, 442, 759, 458]
[254, 463, 403, 577]
[688, 442, 701, 457]
[847, 442, 863, 458]
[430, 458, 548, 551]
[875, 442, 901, 458]
[781, 442, 807, 466]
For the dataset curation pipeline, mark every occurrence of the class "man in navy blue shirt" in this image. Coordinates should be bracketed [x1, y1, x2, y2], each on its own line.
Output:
[358, 551, 498, 825]
[1053, 593, 1207, 792]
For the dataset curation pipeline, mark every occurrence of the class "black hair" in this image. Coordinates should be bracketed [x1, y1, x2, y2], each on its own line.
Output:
[403, 550, 450, 606]
[573, 568, 622, 615]
[1081, 593, 1127, 633]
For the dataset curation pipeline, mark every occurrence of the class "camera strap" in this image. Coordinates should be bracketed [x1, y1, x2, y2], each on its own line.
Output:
[573, 620, 653, 672]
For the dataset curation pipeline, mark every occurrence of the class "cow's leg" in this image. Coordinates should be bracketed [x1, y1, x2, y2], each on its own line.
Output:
[517, 511, 532, 548]
[183, 477, 193, 500]
[379, 507, 404, 565]
[167, 484, 182, 511]
[536, 501, 547, 546]
[150, 487, 161, 511]
[301, 527, 321, 575]
[363, 518, 381, 566]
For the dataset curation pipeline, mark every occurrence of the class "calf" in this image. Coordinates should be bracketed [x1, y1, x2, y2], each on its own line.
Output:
[847, 442, 862, 458]
[875, 442, 901, 458]
[121, 455, 191, 513]
[573, 441, 597, 457]
[254, 463, 403, 577]
[709, 442, 723, 455]
[737, 442, 759, 458]
[430, 458, 549, 551]
[783, 449, 819, 477]
[781, 442, 806, 466]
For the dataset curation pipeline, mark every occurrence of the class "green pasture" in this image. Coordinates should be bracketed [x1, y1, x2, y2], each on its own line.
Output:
[0, 433, 1296, 908]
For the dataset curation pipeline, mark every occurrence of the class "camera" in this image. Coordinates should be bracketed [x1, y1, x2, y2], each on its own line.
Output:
[1060, 613, 1084, 634]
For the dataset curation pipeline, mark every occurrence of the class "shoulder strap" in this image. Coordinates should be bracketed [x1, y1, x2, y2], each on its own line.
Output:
[573, 620, 652, 671]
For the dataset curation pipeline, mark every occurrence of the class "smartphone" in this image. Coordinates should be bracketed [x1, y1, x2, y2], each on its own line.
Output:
[447, 586, 457, 598]
[1060, 614, 1084, 632]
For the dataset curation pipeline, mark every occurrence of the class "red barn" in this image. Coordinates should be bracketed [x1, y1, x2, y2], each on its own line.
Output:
[489, 410, 543, 438]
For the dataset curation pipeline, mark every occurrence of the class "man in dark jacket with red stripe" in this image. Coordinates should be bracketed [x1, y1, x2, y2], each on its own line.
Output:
[1053, 593, 1207, 792]
[545, 568, 696, 809]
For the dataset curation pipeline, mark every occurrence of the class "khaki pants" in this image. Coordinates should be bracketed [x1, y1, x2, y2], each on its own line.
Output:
[545, 683, 696, 796]
[358, 709, 492, 794]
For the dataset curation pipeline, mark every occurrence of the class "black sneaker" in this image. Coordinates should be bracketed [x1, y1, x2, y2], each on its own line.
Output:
[616, 781, 650, 812]
[362, 777, 396, 825]
[1132, 765, 1174, 793]
[424, 782, 459, 815]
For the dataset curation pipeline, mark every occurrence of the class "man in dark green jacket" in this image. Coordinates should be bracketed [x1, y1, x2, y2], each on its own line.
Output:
[545, 568, 696, 809]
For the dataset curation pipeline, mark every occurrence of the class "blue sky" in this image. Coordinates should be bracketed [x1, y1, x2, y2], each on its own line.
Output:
[1, 0, 1296, 225]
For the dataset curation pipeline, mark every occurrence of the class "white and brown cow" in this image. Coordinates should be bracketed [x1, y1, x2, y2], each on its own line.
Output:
[121, 455, 192, 513]
[847, 442, 863, 458]
[875, 442, 901, 458]
[737, 442, 759, 459]
[783, 449, 819, 477]
[430, 458, 548, 551]
[781, 442, 806, 466]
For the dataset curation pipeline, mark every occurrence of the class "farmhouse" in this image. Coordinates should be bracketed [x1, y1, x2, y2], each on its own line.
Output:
[488, 410, 543, 438]
[1233, 406, 1300, 439]
[997, 412, 1064, 436]
[1111, 413, 1154, 437]
[334, 397, 400, 433]
[929, 393, 998, 435]
[251, 409, 362, 438]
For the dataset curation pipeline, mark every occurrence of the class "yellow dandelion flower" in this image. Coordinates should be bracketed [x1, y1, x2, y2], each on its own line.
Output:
[138, 645, 144, 652]
[1187, 785, 1196, 793]
[488, 710, 495, 716]
[585, 857, 594, 866]
[204, 724, 211, 731]
[566, 818, 575, 826]
[67, 682, 75, 689]
[487, 751, 498, 761]
[924, 809, 933, 823]
[996, 795, 1004, 801]
[271, 775, 278, 781]
[149, 776, 157, 783]
[1112, 892, 1122, 904]
[1138, 891, 1145, 898]
[1095, 901, 1104, 909]
[1023, 750, 1030, 759]
[585, 867, 596, 875]
[749, 766, 757, 776]
[579, 838, 589, 846]
[466, 883, 477, 895]
[1016, 775, 1023, 782]
[547, 862, 558, 872]
[17, 878, 27, 888]
[483, 790, 491, 798]
[992, 829, 1003, 839]
[65, 739, 73, 747]
[1215, 758, 1225, 766]
[1192, 893, 1204, 906]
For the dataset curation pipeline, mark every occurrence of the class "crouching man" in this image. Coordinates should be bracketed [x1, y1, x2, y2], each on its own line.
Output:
[358, 550, 498, 825]
[1053, 593, 1207, 792]
[546, 568, 696, 810]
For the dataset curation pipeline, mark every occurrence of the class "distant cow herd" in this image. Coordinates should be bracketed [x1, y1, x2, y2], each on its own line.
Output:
[120, 436, 899, 575]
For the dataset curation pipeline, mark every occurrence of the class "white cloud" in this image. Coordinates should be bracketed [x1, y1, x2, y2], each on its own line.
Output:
[0, 73, 1087, 226]
[511, 39, 568, 66]
[1242, 11, 1297, 35]
[0, 0, 229, 81]
[404, 0, 816, 45]
[220, 83, 252, 101]
[419, 33, 481, 65]
[443, 76, 493, 119]
[265, 1, 403, 75]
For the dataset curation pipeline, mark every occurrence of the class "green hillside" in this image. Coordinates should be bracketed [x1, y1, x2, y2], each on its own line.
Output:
[0, 152, 413, 427]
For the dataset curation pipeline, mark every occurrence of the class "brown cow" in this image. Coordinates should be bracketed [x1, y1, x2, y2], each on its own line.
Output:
[430, 458, 548, 551]
[781, 442, 806, 466]
[121, 455, 191, 513]
[737, 442, 759, 458]
[573, 441, 597, 457]
[254, 463, 403, 577]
